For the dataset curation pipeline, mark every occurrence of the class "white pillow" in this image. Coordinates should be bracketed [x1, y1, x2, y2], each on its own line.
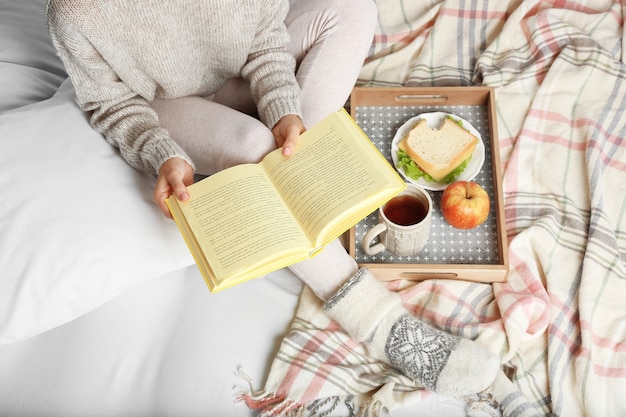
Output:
[0, 0, 67, 113]
[0, 80, 194, 344]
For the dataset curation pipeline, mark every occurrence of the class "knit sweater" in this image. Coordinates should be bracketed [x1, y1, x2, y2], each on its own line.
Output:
[47, 0, 302, 174]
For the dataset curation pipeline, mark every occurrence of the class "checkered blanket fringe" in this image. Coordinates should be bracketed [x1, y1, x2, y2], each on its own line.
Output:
[235, 367, 385, 417]
[235, 365, 503, 417]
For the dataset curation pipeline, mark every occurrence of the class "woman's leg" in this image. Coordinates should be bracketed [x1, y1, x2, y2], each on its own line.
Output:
[284, 0, 377, 127]
[151, 97, 276, 175]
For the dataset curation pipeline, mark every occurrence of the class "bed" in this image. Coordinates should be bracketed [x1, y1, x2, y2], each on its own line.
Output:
[1, 1, 624, 416]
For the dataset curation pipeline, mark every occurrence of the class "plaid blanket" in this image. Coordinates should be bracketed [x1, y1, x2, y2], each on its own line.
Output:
[240, 1, 626, 416]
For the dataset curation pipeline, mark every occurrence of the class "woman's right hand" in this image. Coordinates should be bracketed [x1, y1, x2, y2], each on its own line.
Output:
[272, 114, 305, 157]
[153, 157, 195, 218]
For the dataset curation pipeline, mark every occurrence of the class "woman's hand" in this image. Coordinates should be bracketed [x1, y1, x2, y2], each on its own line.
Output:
[153, 157, 195, 218]
[272, 114, 306, 157]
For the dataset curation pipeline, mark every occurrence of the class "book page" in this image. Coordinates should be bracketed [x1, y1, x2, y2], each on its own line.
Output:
[180, 165, 310, 281]
[261, 110, 403, 244]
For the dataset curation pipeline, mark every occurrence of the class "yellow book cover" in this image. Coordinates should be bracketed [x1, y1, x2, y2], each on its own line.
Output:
[166, 108, 406, 292]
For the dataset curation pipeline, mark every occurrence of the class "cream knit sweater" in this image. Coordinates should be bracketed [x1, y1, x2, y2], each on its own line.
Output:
[47, 0, 301, 174]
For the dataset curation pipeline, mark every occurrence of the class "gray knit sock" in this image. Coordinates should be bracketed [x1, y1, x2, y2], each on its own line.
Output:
[324, 268, 500, 397]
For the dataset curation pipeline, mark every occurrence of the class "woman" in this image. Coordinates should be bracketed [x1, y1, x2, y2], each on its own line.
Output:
[47, 0, 501, 398]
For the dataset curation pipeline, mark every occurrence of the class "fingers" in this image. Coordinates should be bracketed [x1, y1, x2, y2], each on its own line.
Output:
[273, 115, 305, 157]
[170, 175, 190, 202]
[153, 157, 194, 218]
[282, 132, 298, 156]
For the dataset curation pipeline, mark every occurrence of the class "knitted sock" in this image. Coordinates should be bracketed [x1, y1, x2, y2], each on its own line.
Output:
[324, 268, 500, 397]
[488, 370, 544, 417]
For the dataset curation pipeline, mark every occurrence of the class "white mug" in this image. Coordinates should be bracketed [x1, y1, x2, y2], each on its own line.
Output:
[362, 183, 433, 256]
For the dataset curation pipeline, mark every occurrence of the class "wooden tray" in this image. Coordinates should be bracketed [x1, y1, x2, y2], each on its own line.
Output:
[347, 86, 508, 283]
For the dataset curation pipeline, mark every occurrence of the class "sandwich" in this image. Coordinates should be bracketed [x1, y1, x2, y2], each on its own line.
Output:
[397, 116, 478, 183]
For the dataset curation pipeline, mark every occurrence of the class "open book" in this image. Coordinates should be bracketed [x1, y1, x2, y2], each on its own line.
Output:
[166, 109, 406, 292]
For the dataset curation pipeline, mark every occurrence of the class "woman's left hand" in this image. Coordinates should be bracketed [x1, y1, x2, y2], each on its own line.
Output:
[272, 114, 305, 157]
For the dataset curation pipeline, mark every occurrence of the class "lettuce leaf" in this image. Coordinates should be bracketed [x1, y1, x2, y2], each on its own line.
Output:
[396, 149, 472, 184]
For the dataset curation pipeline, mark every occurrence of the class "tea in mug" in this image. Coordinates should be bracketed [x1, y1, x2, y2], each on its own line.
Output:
[383, 194, 429, 226]
[362, 183, 433, 256]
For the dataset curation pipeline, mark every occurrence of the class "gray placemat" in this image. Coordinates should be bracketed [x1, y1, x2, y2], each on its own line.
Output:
[353, 105, 500, 265]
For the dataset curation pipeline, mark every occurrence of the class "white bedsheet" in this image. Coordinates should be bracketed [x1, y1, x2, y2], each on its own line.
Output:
[0, 266, 300, 416]
[0, 266, 467, 417]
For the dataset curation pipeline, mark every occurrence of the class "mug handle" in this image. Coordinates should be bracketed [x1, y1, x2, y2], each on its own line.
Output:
[362, 223, 387, 255]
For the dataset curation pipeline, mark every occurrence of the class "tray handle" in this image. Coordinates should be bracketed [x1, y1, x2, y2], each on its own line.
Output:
[395, 94, 449, 103]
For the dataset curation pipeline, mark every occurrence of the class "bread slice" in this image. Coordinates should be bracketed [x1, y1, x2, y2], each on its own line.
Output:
[398, 117, 478, 181]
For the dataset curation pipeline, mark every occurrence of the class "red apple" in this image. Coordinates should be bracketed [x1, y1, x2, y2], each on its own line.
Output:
[441, 181, 490, 229]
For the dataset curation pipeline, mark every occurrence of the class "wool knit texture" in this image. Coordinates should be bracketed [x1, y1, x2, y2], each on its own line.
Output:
[47, 0, 302, 174]
[324, 268, 501, 397]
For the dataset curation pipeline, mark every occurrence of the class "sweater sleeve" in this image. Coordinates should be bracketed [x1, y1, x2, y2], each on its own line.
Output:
[241, 0, 302, 129]
[47, 11, 195, 175]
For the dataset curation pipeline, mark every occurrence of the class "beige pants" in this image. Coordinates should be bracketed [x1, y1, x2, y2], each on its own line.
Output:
[152, 0, 378, 300]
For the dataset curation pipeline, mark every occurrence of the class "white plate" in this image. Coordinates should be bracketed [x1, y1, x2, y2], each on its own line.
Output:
[391, 112, 485, 191]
